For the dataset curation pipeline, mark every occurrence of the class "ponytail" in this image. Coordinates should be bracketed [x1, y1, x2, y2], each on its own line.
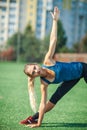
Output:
[28, 77, 37, 113]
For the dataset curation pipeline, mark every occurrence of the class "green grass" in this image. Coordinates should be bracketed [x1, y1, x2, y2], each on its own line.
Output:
[0, 62, 87, 130]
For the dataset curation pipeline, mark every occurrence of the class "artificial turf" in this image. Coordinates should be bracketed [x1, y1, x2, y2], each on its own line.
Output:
[0, 62, 87, 130]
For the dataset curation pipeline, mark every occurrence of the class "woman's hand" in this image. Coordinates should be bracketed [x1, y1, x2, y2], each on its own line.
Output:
[50, 6, 60, 21]
[26, 123, 40, 128]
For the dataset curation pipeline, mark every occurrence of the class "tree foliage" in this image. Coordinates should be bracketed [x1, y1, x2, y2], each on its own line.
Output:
[7, 33, 24, 60]
[56, 20, 67, 53]
[80, 34, 87, 53]
[7, 20, 67, 62]
[72, 34, 87, 53]
[7, 24, 42, 62]
[22, 34, 41, 62]
[21, 24, 41, 62]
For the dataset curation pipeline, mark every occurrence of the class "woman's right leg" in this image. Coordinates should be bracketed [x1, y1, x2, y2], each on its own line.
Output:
[49, 78, 80, 105]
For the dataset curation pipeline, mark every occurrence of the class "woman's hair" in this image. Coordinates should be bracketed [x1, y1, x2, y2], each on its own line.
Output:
[28, 77, 37, 113]
[24, 63, 37, 113]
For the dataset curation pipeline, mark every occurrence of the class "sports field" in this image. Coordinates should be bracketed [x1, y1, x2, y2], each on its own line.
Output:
[0, 62, 87, 130]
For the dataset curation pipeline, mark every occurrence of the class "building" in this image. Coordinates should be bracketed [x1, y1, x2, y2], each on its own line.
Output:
[36, 0, 87, 47]
[0, 0, 20, 50]
[71, 0, 87, 47]
[20, 0, 37, 32]
[36, 0, 62, 39]
[0, 0, 87, 50]
[0, 0, 37, 50]
[62, 0, 87, 47]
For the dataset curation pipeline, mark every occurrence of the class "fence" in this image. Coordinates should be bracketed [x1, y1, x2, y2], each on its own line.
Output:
[54, 53, 87, 62]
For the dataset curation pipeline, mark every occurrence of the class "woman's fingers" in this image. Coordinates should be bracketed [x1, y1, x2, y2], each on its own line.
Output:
[50, 7, 60, 20]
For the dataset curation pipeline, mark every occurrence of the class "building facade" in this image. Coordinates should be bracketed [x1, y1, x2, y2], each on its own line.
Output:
[0, 0, 87, 50]
[0, 0, 20, 50]
[36, 0, 87, 47]
[0, 0, 37, 50]
[62, 0, 87, 47]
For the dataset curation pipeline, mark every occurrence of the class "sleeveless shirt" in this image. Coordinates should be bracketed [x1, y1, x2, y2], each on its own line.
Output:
[41, 61, 83, 84]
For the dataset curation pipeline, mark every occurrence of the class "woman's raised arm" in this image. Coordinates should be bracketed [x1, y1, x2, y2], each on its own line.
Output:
[44, 7, 60, 64]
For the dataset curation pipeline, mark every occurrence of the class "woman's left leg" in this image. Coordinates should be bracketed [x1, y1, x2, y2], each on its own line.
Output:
[32, 78, 81, 120]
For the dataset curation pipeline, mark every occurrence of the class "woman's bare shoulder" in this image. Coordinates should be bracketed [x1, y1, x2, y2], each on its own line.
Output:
[43, 59, 56, 66]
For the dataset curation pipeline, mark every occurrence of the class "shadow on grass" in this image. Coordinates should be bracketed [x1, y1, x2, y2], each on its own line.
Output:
[0, 123, 87, 129]
[41, 122, 87, 128]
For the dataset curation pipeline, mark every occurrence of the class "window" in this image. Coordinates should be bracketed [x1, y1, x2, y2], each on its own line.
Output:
[29, 12, 33, 16]
[38, 1, 43, 7]
[37, 9, 42, 15]
[0, 37, 4, 41]
[9, 7, 16, 11]
[9, 22, 15, 26]
[1, 30, 4, 33]
[30, 5, 33, 8]
[1, 15, 5, 19]
[8, 29, 14, 33]
[1, 22, 5, 26]
[37, 23, 41, 28]
[10, 0, 16, 3]
[1, 0, 7, 2]
[9, 14, 16, 18]
[37, 14, 42, 22]
[1, 7, 6, 11]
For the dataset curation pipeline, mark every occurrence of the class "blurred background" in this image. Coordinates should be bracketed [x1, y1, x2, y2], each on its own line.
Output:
[0, 1, 87, 129]
[0, 0, 87, 62]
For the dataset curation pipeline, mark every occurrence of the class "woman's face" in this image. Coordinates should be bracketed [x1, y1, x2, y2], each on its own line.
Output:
[27, 64, 41, 77]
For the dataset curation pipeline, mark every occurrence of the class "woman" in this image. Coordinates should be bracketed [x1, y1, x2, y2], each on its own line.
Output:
[20, 7, 87, 128]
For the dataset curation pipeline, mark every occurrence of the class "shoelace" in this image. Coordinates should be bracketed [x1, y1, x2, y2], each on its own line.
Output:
[27, 117, 33, 124]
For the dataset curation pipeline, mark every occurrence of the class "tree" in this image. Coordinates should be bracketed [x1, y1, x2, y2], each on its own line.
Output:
[22, 34, 41, 62]
[7, 33, 24, 60]
[21, 24, 42, 62]
[40, 34, 50, 59]
[7, 20, 67, 62]
[7, 24, 42, 62]
[72, 42, 81, 53]
[56, 20, 67, 53]
[80, 34, 87, 53]
[24, 24, 33, 35]
[72, 34, 87, 53]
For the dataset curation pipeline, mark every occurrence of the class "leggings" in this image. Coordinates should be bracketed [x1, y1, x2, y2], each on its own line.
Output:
[50, 62, 87, 104]
[49, 78, 80, 104]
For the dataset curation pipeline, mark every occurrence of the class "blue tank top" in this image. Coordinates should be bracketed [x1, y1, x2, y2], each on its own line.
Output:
[41, 62, 83, 84]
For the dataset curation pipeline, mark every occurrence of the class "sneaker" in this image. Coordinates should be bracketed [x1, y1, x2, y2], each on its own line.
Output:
[19, 116, 38, 125]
